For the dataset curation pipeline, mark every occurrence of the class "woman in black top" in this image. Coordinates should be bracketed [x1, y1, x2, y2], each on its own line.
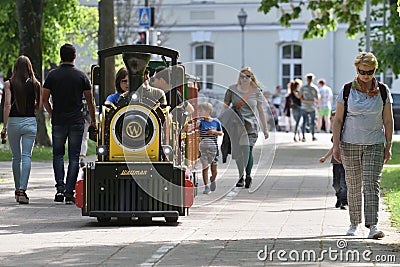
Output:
[1, 56, 41, 204]
[287, 79, 302, 141]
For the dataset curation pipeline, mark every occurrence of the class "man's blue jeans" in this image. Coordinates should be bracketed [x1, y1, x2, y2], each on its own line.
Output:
[52, 124, 84, 196]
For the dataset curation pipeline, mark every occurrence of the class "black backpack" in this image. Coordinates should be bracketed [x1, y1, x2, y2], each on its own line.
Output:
[341, 81, 387, 136]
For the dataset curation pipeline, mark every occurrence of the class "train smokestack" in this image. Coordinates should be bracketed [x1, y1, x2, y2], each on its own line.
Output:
[122, 52, 151, 93]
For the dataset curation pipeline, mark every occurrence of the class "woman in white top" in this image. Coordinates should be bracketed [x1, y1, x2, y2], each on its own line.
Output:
[332, 51, 393, 239]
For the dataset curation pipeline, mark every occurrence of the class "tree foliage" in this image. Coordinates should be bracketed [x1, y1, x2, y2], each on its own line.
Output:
[369, 0, 400, 76]
[0, 0, 98, 146]
[0, 0, 98, 75]
[398, 0, 400, 15]
[259, 0, 400, 77]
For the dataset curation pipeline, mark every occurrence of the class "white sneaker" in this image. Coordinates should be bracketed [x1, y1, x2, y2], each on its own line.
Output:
[346, 224, 358, 236]
[368, 225, 385, 239]
[203, 186, 211, 194]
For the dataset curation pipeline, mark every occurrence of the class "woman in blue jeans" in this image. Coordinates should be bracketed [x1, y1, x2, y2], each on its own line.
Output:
[1, 56, 41, 204]
[286, 79, 302, 142]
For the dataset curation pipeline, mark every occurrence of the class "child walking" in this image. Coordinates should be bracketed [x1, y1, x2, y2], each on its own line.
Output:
[198, 102, 223, 194]
[319, 111, 348, 209]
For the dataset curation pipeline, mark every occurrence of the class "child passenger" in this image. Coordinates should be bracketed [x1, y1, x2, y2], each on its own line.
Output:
[198, 102, 223, 194]
[319, 111, 348, 209]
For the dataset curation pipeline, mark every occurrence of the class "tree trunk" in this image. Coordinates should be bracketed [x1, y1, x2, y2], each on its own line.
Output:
[99, 0, 115, 96]
[16, 0, 51, 146]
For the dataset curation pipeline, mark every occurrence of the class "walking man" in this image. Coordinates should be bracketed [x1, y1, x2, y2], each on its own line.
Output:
[42, 43, 96, 204]
[297, 73, 319, 142]
[317, 79, 333, 133]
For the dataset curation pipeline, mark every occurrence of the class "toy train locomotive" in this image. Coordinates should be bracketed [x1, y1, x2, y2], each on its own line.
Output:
[75, 45, 198, 223]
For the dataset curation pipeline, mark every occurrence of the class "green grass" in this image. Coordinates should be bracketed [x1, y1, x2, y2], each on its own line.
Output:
[0, 122, 96, 161]
[381, 168, 400, 229]
[381, 141, 400, 230]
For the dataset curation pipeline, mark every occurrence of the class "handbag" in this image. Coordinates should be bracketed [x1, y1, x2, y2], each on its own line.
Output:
[232, 106, 244, 122]
[219, 106, 242, 126]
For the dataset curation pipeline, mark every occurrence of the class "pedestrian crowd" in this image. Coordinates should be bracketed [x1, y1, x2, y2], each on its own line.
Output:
[272, 73, 333, 141]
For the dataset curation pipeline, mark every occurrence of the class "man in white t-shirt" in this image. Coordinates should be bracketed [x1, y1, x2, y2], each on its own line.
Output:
[317, 79, 333, 133]
[272, 85, 282, 130]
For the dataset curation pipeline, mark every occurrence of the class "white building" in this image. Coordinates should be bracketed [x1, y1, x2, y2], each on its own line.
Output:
[81, 0, 399, 97]
[152, 0, 400, 96]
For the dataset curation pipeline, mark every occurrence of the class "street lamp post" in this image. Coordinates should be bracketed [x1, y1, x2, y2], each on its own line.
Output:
[237, 8, 247, 68]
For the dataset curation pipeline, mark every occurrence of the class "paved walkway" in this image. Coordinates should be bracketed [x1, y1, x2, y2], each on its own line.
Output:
[0, 132, 399, 266]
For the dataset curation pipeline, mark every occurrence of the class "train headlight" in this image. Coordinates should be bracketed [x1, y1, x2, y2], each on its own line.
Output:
[131, 93, 138, 101]
[162, 145, 173, 160]
[96, 145, 108, 156]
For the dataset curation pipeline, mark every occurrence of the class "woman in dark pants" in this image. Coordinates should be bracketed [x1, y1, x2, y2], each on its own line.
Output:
[220, 67, 269, 188]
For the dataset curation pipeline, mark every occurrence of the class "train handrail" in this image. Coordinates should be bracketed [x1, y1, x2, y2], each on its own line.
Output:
[97, 45, 180, 106]
[98, 45, 179, 64]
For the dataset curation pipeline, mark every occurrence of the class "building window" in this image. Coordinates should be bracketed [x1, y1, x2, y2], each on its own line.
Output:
[280, 43, 302, 89]
[193, 44, 214, 89]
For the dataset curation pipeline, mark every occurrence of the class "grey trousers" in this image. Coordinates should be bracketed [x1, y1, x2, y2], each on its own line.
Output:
[340, 142, 384, 228]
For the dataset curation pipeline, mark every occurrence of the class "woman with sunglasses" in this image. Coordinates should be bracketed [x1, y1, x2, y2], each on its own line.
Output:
[105, 67, 129, 105]
[332, 51, 394, 239]
[220, 67, 269, 188]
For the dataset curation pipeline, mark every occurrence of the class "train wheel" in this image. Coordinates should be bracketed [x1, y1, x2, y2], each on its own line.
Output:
[97, 217, 111, 224]
[165, 216, 178, 223]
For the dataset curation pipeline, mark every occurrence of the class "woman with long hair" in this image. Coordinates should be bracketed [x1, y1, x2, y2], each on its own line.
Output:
[1, 55, 41, 204]
[287, 79, 302, 141]
[220, 67, 269, 188]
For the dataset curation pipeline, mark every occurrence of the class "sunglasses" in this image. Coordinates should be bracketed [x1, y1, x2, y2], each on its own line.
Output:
[121, 79, 128, 83]
[240, 74, 251, 80]
[358, 68, 375, 76]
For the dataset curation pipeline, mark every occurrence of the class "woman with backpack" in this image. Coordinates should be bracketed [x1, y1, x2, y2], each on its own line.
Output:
[332, 51, 394, 239]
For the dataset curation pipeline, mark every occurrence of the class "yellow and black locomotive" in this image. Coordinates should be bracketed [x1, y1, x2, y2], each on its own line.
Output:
[75, 45, 198, 224]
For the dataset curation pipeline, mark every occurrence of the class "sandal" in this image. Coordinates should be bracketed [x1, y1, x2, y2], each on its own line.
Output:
[16, 190, 29, 204]
[15, 190, 20, 202]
